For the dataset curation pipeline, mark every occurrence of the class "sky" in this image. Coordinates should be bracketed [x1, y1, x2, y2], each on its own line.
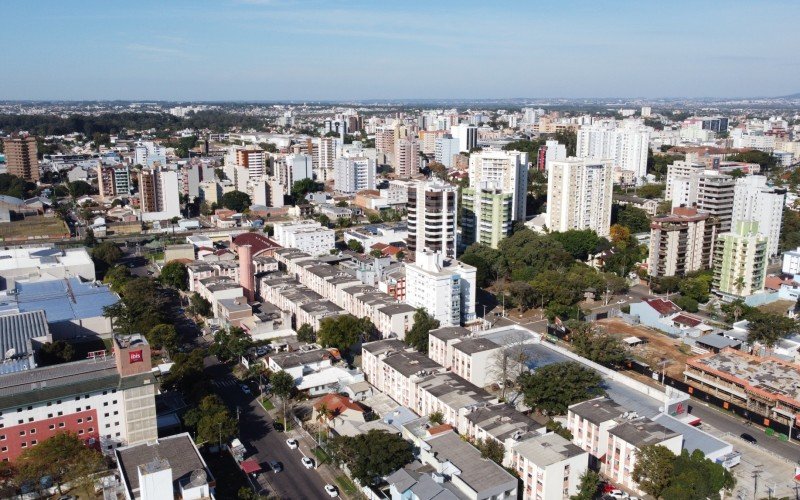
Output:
[1, 0, 798, 101]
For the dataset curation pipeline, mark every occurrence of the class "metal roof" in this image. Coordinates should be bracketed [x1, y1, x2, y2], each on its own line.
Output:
[14, 278, 120, 323]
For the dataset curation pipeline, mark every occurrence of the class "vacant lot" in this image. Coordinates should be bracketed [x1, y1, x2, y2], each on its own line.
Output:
[0, 216, 69, 240]
[597, 317, 690, 378]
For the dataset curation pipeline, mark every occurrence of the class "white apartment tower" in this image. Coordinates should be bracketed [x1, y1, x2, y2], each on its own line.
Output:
[405, 250, 477, 326]
[333, 157, 376, 194]
[138, 167, 181, 222]
[576, 120, 650, 182]
[406, 178, 458, 259]
[546, 158, 614, 237]
[316, 136, 342, 182]
[731, 175, 785, 256]
[394, 137, 420, 178]
[467, 149, 528, 222]
[450, 124, 478, 153]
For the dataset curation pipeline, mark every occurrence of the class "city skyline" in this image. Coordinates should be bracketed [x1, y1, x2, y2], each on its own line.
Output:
[2, 0, 799, 101]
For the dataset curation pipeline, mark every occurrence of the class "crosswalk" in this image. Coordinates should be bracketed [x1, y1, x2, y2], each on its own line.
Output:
[212, 377, 239, 389]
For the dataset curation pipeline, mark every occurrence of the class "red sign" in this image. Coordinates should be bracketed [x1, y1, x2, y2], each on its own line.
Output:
[129, 350, 143, 363]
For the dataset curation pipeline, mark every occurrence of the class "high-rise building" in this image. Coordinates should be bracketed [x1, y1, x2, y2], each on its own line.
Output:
[405, 250, 476, 326]
[234, 149, 266, 179]
[712, 221, 768, 298]
[134, 141, 166, 167]
[316, 136, 342, 182]
[450, 124, 477, 153]
[434, 136, 461, 168]
[546, 158, 614, 237]
[666, 164, 735, 232]
[394, 138, 420, 178]
[461, 185, 512, 249]
[407, 179, 458, 259]
[3, 136, 39, 182]
[576, 120, 650, 181]
[333, 157, 376, 194]
[648, 207, 718, 278]
[543, 139, 567, 172]
[731, 175, 785, 256]
[138, 167, 181, 222]
[468, 150, 528, 222]
[97, 164, 131, 199]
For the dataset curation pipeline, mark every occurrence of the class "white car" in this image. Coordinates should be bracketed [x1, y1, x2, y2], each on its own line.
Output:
[301, 456, 315, 469]
[286, 438, 298, 449]
[608, 490, 628, 499]
[324, 484, 339, 497]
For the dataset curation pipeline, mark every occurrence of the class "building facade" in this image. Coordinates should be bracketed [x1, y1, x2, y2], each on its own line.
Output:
[731, 175, 785, 257]
[648, 207, 717, 278]
[405, 250, 476, 326]
[333, 157, 376, 194]
[713, 221, 768, 298]
[546, 158, 613, 237]
[406, 179, 458, 259]
[3, 136, 39, 182]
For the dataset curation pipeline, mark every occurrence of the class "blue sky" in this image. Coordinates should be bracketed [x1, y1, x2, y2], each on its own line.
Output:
[1, 0, 797, 100]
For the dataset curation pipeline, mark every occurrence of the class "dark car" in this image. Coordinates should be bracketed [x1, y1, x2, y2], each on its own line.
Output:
[272, 422, 284, 432]
[740, 433, 757, 444]
[269, 460, 282, 473]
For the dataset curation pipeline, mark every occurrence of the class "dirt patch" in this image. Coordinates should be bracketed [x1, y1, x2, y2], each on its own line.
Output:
[757, 299, 795, 316]
[596, 317, 690, 378]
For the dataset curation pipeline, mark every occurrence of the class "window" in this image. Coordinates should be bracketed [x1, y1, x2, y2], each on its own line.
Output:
[20, 442, 26, 448]
[77, 418, 83, 424]
[57, 411, 63, 416]
[27, 417, 32, 422]
[113, 411, 118, 416]
[78, 430, 84, 435]
[48, 425, 55, 430]
[19, 431, 25, 436]
[112, 389, 117, 394]
[29, 429, 35, 435]
[115, 432, 120, 437]
[105, 424, 110, 429]
[74, 396, 80, 401]
[88, 427, 94, 432]
[27, 406, 32, 410]
[16, 420, 21, 425]
[58, 423, 65, 428]
[30, 440, 36, 446]
[87, 416, 93, 422]
[16, 408, 20, 413]
[55, 401, 60, 405]
[112, 400, 117, 405]
[47, 413, 53, 418]
[103, 402, 108, 407]
[1, 447, 6, 453]
[104, 413, 109, 418]
[47, 402, 52, 407]
[114, 422, 119, 427]
[102, 391, 107, 395]
[0, 435, 5, 441]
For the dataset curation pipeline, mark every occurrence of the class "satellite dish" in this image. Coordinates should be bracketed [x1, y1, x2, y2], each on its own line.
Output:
[189, 469, 207, 486]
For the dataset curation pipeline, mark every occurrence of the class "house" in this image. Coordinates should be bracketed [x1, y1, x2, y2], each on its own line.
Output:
[312, 393, 368, 437]
[267, 348, 364, 395]
[630, 298, 713, 337]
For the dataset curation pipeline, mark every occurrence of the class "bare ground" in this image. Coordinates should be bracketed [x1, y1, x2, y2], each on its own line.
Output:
[596, 317, 690, 378]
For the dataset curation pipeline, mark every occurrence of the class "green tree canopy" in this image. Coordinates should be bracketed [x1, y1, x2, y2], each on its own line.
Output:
[550, 229, 602, 261]
[497, 229, 573, 280]
[221, 190, 251, 212]
[291, 178, 322, 202]
[568, 321, 627, 367]
[146, 324, 179, 352]
[475, 438, 505, 465]
[16, 432, 105, 496]
[317, 314, 372, 352]
[103, 277, 169, 334]
[459, 243, 502, 287]
[570, 470, 601, 500]
[36, 340, 77, 367]
[747, 311, 799, 347]
[270, 370, 296, 401]
[327, 430, 414, 485]
[161, 349, 210, 402]
[184, 395, 238, 446]
[347, 239, 364, 253]
[211, 327, 254, 362]
[92, 241, 122, 267]
[159, 261, 189, 290]
[404, 308, 440, 353]
[67, 180, 93, 198]
[614, 205, 651, 234]
[518, 362, 605, 415]
[188, 292, 212, 317]
[296, 323, 315, 343]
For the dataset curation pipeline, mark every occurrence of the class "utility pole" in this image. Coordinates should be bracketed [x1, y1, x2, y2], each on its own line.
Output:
[752, 467, 762, 500]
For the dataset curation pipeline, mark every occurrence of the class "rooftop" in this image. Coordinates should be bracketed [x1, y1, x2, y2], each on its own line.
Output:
[453, 337, 500, 355]
[430, 326, 471, 342]
[513, 432, 586, 467]
[8, 278, 120, 323]
[569, 397, 626, 425]
[384, 350, 443, 378]
[417, 372, 494, 409]
[609, 418, 680, 447]
[269, 348, 332, 369]
[644, 298, 682, 316]
[695, 333, 742, 350]
[464, 404, 539, 442]
[116, 433, 213, 497]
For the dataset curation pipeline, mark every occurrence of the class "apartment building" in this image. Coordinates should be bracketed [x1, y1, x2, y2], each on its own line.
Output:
[405, 250, 477, 327]
[271, 220, 335, 256]
[434, 136, 460, 168]
[406, 178, 458, 259]
[462, 185, 513, 249]
[464, 403, 540, 466]
[0, 334, 157, 461]
[468, 150, 528, 221]
[97, 164, 131, 199]
[316, 136, 342, 182]
[3, 135, 39, 182]
[511, 433, 588, 500]
[394, 137, 420, 178]
[362, 339, 444, 408]
[648, 207, 718, 278]
[450, 123, 478, 153]
[138, 167, 181, 222]
[731, 175, 785, 256]
[667, 164, 735, 232]
[576, 119, 650, 181]
[134, 141, 166, 167]
[546, 158, 614, 237]
[333, 156, 376, 194]
[713, 221, 768, 298]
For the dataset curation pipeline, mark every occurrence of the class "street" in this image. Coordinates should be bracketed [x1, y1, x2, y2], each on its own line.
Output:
[204, 356, 333, 500]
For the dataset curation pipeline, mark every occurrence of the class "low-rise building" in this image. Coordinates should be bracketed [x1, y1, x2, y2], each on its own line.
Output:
[267, 348, 363, 395]
[605, 419, 682, 494]
[272, 220, 335, 256]
[510, 432, 588, 500]
[0, 246, 95, 290]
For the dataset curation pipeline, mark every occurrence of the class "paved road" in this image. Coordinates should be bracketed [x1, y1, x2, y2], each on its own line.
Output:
[204, 357, 332, 500]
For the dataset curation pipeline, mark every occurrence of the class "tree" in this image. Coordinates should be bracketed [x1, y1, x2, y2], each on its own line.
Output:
[221, 190, 251, 212]
[67, 180, 93, 198]
[327, 430, 414, 485]
[673, 295, 698, 313]
[518, 362, 604, 415]
[428, 411, 444, 425]
[16, 432, 105, 496]
[570, 470, 601, 500]
[318, 214, 330, 227]
[546, 420, 573, 440]
[551, 229, 601, 261]
[160, 261, 189, 290]
[498, 229, 573, 280]
[366, 212, 382, 224]
[631, 444, 676, 499]
[636, 183, 665, 199]
[747, 311, 798, 347]
[291, 178, 322, 202]
[678, 273, 712, 303]
[147, 324, 179, 353]
[404, 308, 440, 353]
[614, 205, 651, 234]
[428, 161, 448, 180]
[317, 314, 372, 353]
[83, 227, 97, 247]
[474, 438, 505, 465]
[488, 331, 531, 399]
[347, 239, 364, 253]
[661, 449, 735, 500]
[211, 327, 254, 362]
[162, 350, 210, 403]
[92, 241, 122, 267]
[569, 321, 627, 367]
[270, 370, 296, 428]
[184, 395, 238, 447]
[37, 340, 77, 366]
[609, 224, 631, 248]
[103, 277, 169, 334]
[459, 243, 502, 287]
[297, 323, 316, 343]
[188, 292, 212, 317]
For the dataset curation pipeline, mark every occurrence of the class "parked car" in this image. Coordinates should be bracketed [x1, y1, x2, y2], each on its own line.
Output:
[301, 456, 315, 469]
[241, 384, 251, 395]
[324, 485, 339, 497]
[608, 490, 628, 499]
[272, 422, 284, 432]
[286, 438, 298, 449]
[740, 433, 757, 444]
[268, 460, 282, 473]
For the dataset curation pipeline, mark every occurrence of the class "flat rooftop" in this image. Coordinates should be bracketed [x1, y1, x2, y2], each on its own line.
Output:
[569, 397, 626, 425]
[609, 418, 680, 447]
[425, 431, 517, 495]
[688, 349, 800, 403]
[513, 432, 586, 467]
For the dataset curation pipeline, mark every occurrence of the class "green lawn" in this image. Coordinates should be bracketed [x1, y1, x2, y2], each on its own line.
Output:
[334, 475, 359, 496]
[261, 398, 275, 410]
[312, 446, 330, 464]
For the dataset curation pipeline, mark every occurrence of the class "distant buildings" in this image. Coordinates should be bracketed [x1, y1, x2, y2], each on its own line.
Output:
[406, 179, 458, 259]
[138, 167, 181, 222]
[731, 175, 785, 256]
[713, 221, 768, 298]
[317, 136, 342, 182]
[666, 163, 735, 232]
[433, 136, 460, 168]
[134, 141, 166, 167]
[648, 207, 717, 278]
[333, 157, 376, 194]
[405, 250, 476, 326]
[450, 123, 477, 153]
[3, 135, 39, 182]
[546, 158, 613, 237]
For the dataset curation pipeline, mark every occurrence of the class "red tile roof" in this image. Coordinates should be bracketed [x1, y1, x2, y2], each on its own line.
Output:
[314, 393, 366, 418]
[645, 298, 681, 316]
[672, 314, 701, 327]
[427, 424, 454, 435]
[232, 232, 281, 256]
